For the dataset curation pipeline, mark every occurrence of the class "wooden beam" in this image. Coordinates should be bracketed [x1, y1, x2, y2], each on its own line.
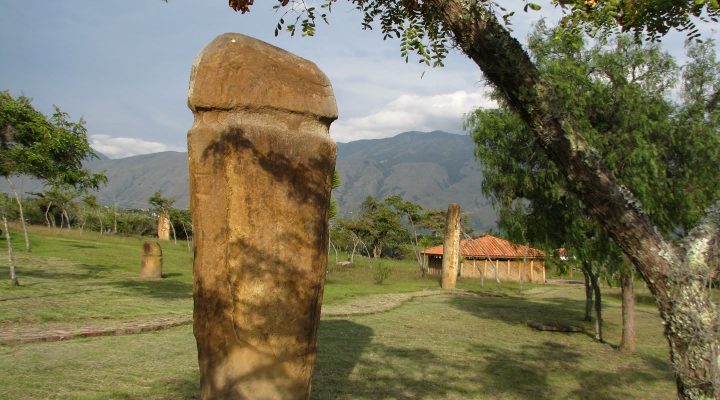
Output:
[530, 260, 534, 282]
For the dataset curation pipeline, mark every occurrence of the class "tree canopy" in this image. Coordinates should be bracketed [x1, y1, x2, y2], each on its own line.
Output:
[469, 24, 719, 242]
[226, 1, 720, 397]
[0, 91, 106, 190]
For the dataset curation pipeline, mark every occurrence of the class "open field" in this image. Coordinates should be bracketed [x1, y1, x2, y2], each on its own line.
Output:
[0, 225, 675, 399]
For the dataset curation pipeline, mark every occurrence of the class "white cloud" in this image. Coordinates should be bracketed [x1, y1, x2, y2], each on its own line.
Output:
[90, 134, 184, 159]
[330, 90, 497, 142]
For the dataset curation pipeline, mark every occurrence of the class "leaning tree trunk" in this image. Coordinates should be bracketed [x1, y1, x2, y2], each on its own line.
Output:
[372, 245, 382, 259]
[5, 177, 30, 252]
[181, 221, 191, 251]
[620, 267, 637, 353]
[44, 201, 53, 228]
[432, 1, 720, 397]
[587, 265, 604, 343]
[96, 210, 104, 234]
[581, 265, 593, 322]
[170, 219, 177, 245]
[113, 203, 118, 233]
[3, 213, 18, 285]
[350, 237, 358, 264]
[63, 209, 71, 230]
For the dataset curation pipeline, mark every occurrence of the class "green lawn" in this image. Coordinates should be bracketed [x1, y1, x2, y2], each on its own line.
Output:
[0, 225, 675, 399]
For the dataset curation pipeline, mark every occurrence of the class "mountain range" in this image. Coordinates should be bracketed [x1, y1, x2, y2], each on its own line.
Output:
[4, 131, 497, 230]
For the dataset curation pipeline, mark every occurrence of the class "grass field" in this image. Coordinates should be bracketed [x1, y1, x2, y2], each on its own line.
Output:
[0, 225, 675, 399]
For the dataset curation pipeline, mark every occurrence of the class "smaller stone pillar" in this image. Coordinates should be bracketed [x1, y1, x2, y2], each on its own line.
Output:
[157, 210, 171, 241]
[441, 203, 461, 289]
[140, 241, 163, 279]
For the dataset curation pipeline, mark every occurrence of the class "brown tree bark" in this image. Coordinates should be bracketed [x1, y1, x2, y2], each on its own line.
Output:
[620, 268, 637, 353]
[581, 266, 593, 322]
[3, 213, 18, 286]
[44, 201, 53, 227]
[430, 1, 720, 398]
[588, 266, 603, 343]
[96, 210, 103, 234]
[6, 177, 30, 252]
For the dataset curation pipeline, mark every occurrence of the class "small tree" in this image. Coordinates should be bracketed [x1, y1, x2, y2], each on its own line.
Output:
[0, 195, 17, 285]
[0, 91, 106, 250]
[82, 195, 104, 234]
[468, 26, 719, 348]
[228, 1, 720, 396]
[346, 196, 412, 260]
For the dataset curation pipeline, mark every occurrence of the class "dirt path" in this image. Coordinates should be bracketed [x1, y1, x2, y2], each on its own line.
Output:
[0, 315, 192, 346]
[1, 289, 456, 346]
[320, 289, 447, 317]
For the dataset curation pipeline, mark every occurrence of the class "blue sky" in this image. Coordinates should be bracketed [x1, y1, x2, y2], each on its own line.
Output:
[1, 1, 716, 158]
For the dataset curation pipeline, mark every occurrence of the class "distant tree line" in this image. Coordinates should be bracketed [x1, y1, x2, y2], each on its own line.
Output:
[0, 192, 192, 239]
[329, 193, 476, 274]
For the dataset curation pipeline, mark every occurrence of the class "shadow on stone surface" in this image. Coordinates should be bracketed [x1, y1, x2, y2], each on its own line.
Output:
[192, 234, 326, 397]
[202, 126, 335, 213]
[190, 120, 335, 398]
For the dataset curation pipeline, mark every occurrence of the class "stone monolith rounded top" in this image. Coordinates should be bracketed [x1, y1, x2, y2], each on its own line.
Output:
[143, 241, 162, 257]
[188, 33, 338, 119]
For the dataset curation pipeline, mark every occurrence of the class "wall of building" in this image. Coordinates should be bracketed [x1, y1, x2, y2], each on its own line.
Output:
[426, 257, 546, 283]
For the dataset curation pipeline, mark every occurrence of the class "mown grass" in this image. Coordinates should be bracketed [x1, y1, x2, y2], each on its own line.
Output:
[0, 225, 194, 330]
[0, 225, 675, 399]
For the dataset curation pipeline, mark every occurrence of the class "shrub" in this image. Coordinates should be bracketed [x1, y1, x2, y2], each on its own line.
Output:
[373, 261, 391, 284]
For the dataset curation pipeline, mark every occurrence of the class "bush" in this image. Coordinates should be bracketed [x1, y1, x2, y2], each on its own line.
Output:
[373, 261, 391, 284]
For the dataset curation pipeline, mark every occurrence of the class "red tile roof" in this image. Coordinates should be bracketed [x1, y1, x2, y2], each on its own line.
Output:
[421, 234, 545, 259]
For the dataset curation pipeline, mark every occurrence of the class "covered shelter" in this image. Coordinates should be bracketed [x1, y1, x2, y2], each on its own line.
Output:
[421, 234, 546, 283]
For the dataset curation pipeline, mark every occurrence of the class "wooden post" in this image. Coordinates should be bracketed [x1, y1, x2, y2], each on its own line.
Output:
[530, 260, 534, 283]
[506, 259, 510, 277]
[519, 260, 523, 280]
[542, 262, 546, 283]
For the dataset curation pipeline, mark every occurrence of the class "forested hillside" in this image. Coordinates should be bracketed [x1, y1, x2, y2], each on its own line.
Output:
[1, 131, 496, 229]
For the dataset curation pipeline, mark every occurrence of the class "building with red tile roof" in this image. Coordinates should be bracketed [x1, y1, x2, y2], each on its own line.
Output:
[421, 234, 547, 283]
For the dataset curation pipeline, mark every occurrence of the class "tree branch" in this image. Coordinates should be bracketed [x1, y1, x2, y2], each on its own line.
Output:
[431, 0, 681, 304]
[682, 197, 720, 278]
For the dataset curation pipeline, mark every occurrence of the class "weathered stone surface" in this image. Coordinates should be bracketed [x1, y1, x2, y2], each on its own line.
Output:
[140, 241, 163, 279]
[441, 204, 461, 289]
[187, 33, 337, 400]
[188, 33, 337, 118]
[157, 210, 171, 241]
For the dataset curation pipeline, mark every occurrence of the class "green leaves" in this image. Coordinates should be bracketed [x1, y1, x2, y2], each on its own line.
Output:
[555, 0, 720, 42]
[0, 91, 105, 191]
[468, 25, 719, 261]
[524, 2, 542, 12]
[148, 189, 176, 211]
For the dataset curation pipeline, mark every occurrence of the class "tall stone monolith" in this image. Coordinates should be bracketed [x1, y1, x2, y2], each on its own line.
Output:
[140, 241, 163, 279]
[157, 210, 171, 241]
[441, 203, 461, 289]
[187, 33, 337, 400]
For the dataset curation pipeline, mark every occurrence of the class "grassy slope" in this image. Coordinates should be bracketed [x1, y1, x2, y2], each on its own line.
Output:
[0, 225, 674, 399]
